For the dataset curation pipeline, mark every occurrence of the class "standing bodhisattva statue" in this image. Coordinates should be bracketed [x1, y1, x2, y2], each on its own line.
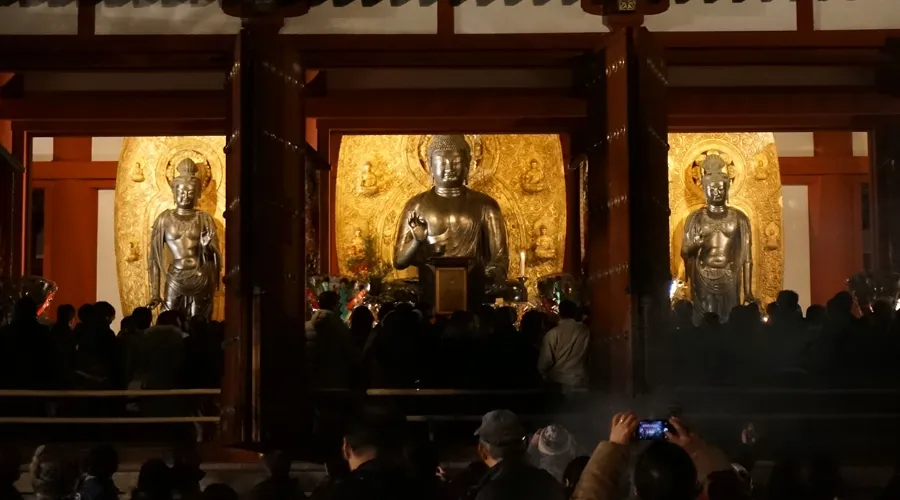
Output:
[681, 154, 753, 323]
[148, 158, 221, 320]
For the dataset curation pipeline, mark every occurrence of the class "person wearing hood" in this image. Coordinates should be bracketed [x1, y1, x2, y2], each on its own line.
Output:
[305, 291, 362, 389]
[527, 424, 578, 483]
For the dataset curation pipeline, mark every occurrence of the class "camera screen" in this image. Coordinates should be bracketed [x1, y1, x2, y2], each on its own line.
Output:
[636, 420, 669, 440]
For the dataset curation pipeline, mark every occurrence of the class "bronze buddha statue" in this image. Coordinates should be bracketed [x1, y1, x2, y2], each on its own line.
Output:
[680, 154, 753, 323]
[393, 135, 511, 305]
[148, 158, 221, 320]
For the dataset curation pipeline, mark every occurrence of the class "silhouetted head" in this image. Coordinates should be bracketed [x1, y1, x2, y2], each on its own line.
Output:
[826, 291, 854, 318]
[317, 291, 340, 313]
[558, 300, 580, 321]
[55, 304, 76, 327]
[202, 484, 238, 500]
[672, 300, 694, 327]
[632, 441, 697, 500]
[136, 458, 172, 498]
[350, 306, 374, 332]
[13, 297, 37, 322]
[85, 444, 118, 479]
[262, 450, 291, 478]
[77, 303, 96, 325]
[94, 301, 116, 325]
[563, 456, 590, 494]
[131, 307, 153, 330]
[156, 310, 182, 328]
[806, 304, 827, 326]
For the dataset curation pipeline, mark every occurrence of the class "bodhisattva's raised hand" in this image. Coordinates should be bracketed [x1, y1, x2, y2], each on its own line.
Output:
[408, 212, 428, 242]
[609, 412, 639, 446]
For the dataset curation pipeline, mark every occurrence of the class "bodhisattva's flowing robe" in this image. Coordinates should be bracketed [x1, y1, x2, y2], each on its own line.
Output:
[148, 209, 220, 320]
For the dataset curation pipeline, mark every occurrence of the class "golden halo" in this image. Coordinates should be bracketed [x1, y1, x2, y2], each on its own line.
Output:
[681, 141, 746, 199]
[157, 147, 215, 195]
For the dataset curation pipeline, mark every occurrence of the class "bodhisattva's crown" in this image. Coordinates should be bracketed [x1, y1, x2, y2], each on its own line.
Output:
[171, 158, 202, 187]
[427, 135, 470, 160]
[701, 154, 729, 186]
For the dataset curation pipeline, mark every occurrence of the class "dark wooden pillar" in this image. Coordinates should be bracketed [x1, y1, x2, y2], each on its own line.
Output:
[0, 127, 26, 280]
[220, 18, 308, 446]
[581, 21, 669, 394]
[870, 122, 900, 272]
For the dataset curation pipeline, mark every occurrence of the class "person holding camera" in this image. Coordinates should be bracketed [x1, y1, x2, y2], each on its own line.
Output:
[571, 413, 748, 500]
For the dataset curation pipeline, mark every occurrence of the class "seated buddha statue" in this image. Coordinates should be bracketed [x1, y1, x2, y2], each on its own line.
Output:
[393, 135, 514, 306]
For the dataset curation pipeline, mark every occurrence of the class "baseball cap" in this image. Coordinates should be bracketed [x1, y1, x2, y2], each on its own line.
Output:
[474, 409, 526, 446]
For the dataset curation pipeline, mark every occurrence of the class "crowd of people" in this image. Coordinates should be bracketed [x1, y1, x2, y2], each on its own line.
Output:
[0, 298, 224, 419]
[658, 290, 900, 386]
[304, 291, 590, 390]
[3, 405, 893, 500]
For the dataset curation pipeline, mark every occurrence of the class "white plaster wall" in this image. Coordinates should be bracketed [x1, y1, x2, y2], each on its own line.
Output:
[96, 4, 241, 35]
[31, 138, 54, 162]
[774, 132, 815, 158]
[0, 5, 78, 35]
[815, 0, 900, 31]
[781, 185, 812, 312]
[92, 137, 125, 162]
[455, 2, 608, 34]
[645, 0, 796, 32]
[282, 3, 437, 34]
[96, 190, 124, 329]
[852, 132, 869, 157]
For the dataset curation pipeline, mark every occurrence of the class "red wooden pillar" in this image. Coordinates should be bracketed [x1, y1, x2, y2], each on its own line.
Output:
[583, 21, 669, 394]
[870, 122, 900, 272]
[220, 17, 308, 445]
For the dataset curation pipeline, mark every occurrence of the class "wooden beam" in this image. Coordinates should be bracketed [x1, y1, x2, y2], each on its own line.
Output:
[316, 117, 582, 134]
[32, 161, 117, 180]
[52, 138, 92, 161]
[437, 0, 454, 37]
[813, 131, 854, 157]
[779, 156, 869, 177]
[0, 30, 897, 71]
[0, 91, 225, 121]
[76, 0, 96, 36]
[306, 90, 585, 119]
[668, 88, 900, 131]
[796, 0, 814, 33]
[19, 120, 226, 137]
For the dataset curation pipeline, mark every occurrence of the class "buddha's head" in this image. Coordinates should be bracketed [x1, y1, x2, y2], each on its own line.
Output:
[171, 159, 202, 210]
[427, 135, 471, 189]
[701, 155, 730, 207]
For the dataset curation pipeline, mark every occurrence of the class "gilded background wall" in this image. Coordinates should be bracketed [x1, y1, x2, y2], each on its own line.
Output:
[114, 136, 226, 320]
[668, 132, 784, 308]
[335, 134, 567, 295]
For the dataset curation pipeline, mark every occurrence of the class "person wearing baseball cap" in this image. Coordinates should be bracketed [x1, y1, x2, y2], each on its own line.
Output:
[471, 410, 565, 500]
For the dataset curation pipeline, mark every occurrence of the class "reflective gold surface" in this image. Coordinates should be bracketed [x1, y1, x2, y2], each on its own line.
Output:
[336, 135, 566, 296]
[668, 133, 784, 309]
[115, 136, 226, 320]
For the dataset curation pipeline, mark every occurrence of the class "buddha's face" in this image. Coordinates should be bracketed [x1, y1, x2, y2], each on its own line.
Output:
[172, 180, 200, 209]
[430, 149, 470, 189]
[704, 178, 728, 207]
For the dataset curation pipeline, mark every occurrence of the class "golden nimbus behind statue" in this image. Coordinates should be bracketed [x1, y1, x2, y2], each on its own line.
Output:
[114, 136, 226, 320]
[335, 134, 567, 296]
[668, 132, 784, 310]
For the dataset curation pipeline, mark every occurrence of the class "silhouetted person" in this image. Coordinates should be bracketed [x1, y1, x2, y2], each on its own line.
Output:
[0, 297, 53, 390]
[77, 445, 119, 500]
[562, 456, 589, 499]
[75, 302, 120, 389]
[538, 300, 589, 390]
[306, 291, 362, 389]
[0, 447, 22, 500]
[250, 451, 302, 500]
[49, 304, 77, 388]
[201, 484, 237, 500]
[350, 306, 375, 353]
[131, 459, 173, 500]
[171, 445, 205, 500]
[30, 445, 78, 500]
